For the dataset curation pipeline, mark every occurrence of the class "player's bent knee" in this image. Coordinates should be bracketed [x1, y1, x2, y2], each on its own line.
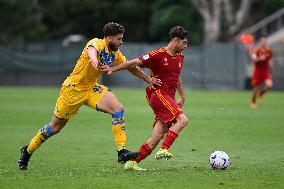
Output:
[117, 103, 124, 112]
[266, 80, 273, 88]
[183, 117, 189, 127]
[178, 114, 189, 127]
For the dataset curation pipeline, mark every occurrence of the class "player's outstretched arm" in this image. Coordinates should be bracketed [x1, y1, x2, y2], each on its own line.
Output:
[113, 58, 142, 73]
[100, 58, 162, 87]
[126, 66, 162, 87]
[101, 58, 142, 74]
[177, 77, 186, 107]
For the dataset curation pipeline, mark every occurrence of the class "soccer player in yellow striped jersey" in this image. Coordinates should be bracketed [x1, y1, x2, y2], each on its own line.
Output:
[18, 22, 162, 170]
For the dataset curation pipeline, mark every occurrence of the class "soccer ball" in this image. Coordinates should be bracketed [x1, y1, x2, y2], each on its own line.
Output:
[209, 151, 229, 169]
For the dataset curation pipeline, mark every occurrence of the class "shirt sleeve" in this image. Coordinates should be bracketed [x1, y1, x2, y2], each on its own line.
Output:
[138, 49, 160, 69]
[113, 50, 127, 65]
[86, 39, 103, 54]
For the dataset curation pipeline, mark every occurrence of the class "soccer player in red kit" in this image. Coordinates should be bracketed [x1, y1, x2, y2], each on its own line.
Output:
[101, 26, 189, 170]
[250, 37, 273, 109]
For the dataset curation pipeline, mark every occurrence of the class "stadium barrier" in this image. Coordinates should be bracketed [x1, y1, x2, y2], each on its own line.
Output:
[0, 41, 283, 90]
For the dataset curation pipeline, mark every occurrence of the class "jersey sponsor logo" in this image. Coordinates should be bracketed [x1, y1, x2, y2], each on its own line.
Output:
[142, 54, 150, 60]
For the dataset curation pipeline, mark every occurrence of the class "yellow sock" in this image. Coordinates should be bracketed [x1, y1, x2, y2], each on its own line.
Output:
[112, 110, 127, 151]
[27, 132, 44, 154]
[112, 124, 126, 151]
[27, 124, 55, 154]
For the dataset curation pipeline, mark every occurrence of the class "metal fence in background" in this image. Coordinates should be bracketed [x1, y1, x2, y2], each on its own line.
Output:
[271, 43, 284, 90]
[117, 43, 247, 90]
[0, 41, 283, 90]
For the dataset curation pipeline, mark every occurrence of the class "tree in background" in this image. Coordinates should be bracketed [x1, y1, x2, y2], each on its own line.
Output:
[190, 0, 284, 44]
[190, 0, 255, 44]
[40, 0, 152, 42]
[0, 0, 283, 44]
[148, 0, 203, 44]
[0, 0, 46, 43]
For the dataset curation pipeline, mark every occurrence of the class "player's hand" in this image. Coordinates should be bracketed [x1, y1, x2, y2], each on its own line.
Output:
[149, 76, 162, 89]
[90, 59, 99, 69]
[100, 65, 113, 75]
[177, 97, 185, 107]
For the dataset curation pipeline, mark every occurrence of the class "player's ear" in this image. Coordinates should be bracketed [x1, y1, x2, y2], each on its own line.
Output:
[105, 36, 111, 42]
[173, 37, 179, 44]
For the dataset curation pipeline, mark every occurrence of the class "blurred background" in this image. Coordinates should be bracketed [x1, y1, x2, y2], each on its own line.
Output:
[0, 0, 284, 90]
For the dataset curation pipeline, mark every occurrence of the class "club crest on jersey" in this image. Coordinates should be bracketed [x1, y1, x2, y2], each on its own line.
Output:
[142, 54, 150, 60]
[163, 58, 169, 65]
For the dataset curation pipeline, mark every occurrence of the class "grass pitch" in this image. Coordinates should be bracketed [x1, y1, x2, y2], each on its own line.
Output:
[0, 87, 283, 189]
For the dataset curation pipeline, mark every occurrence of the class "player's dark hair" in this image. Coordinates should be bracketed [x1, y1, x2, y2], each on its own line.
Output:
[169, 26, 189, 40]
[103, 22, 125, 37]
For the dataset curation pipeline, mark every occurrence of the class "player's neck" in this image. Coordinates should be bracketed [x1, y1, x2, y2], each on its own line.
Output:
[165, 43, 178, 56]
[103, 38, 112, 52]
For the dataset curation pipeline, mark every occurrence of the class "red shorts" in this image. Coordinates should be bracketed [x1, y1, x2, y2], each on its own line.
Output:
[252, 71, 272, 87]
[146, 87, 183, 124]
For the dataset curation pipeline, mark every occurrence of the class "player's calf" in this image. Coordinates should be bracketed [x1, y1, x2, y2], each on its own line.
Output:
[155, 115, 189, 160]
[112, 110, 127, 151]
[18, 124, 55, 170]
[26, 124, 56, 154]
[259, 80, 273, 102]
[18, 120, 63, 170]
[178, 114, 189, 130]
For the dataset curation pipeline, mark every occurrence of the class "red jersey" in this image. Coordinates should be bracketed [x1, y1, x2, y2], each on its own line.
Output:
[254, 47, 272, 73]
[251, 47, 272, 87]
[138, 48, 184, 98]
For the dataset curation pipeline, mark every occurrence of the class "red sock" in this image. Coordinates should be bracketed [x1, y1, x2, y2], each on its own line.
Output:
[161, 130, 178, 150]
[135, 143, 152, 163]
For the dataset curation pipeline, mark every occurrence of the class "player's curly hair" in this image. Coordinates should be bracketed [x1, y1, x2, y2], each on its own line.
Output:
[103, 22, 125, 37]
[169, 26, 189, 40]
